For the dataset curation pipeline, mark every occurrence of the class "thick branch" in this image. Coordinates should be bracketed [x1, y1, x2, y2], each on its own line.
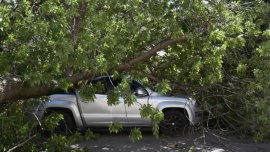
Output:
[71, 37, 188, 81]
[0, 76, 23, 103]
[0, 76, 63, 104]
[72, 0, 87, 45]
[117, 36, 188, 71]
[67, 0, 88, 77]
[129, 36, 187, 65]
[138, 71, 161, 83]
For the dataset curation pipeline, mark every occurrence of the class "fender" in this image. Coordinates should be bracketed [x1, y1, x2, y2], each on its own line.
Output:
[156, 101, 197, 124]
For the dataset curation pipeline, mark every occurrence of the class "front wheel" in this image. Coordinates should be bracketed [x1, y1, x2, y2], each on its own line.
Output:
[47, 110, 76, 136]
[159, 110, 188, 136]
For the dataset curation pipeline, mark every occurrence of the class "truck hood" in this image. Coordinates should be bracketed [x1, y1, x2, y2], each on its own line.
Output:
[150, 92, 170, 97]
[150, 92, 195, 105]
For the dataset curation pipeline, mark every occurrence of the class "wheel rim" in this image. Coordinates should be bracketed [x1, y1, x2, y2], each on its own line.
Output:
[162, 115, 183, 134]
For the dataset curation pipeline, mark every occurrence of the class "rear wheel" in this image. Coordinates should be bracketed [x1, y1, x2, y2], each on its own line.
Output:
[159, 110, 188, 136]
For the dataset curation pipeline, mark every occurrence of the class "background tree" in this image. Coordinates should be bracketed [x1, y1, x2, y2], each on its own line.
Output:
[0, 0, 270, 150]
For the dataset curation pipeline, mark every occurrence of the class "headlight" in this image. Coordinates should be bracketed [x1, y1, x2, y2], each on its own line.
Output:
[188, 97, 198, 107]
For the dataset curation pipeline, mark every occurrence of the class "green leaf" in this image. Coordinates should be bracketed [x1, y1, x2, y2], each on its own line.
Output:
[109, 122, 123, 134]
[78, 84, 96, 102]
[155, 80, 171, 94]
[129, 128, 142, 142]
[140, 104, 163, 138]
[84, 129, 100, 140]
[58, 78, 73, 91]
[107, 90, 120, 106]
[236, 63, 247, 74]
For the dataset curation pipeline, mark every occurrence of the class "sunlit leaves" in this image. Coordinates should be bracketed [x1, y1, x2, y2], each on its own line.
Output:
[95, 54, 108, 74]
[256, 41, 270, 57]
[1, 0, 270, 143]
[109, 122, 123, 134]
[103, 35, 117, 49]
[58, 78, 73, 91]
[236, 63, 247, 75]
[123, 93, 137, 107]
[140, 104, 163, 137]
[42, 113, 63, 132]
[129, 128, 142, 142]
[78, 84, 96, 102]
[0, 102, 38, 151]
[262, 30, 270, 37]
[116, 78, 137, 106]
[155, 79, 171, 94]
[107, 90, 120, 106]
[210, 30, 226, 43]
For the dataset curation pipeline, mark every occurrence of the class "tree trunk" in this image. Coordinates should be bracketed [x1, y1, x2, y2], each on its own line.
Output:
[0, 76, 58, 104]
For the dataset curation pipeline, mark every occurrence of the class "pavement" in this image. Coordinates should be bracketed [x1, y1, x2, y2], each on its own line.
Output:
[73, 128, 270, 152]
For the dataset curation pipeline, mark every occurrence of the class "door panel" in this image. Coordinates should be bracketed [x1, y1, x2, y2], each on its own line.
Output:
[79, 94, 112, 126]
[77, 76, 152, 127]
[112, 96, 151, 126]
[77, 76, 113, 126]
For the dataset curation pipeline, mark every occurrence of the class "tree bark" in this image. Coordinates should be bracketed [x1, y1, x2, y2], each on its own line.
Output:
[0, 76, 60, 104]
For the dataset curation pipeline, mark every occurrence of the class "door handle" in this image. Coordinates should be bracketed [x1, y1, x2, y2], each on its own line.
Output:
[82, 100, 89, 103]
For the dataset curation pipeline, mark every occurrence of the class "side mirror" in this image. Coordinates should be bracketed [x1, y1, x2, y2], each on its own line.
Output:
[136, 88, 148, 97]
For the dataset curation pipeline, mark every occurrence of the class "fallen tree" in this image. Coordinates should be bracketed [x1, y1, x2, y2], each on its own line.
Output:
[1, 1, 270, 150]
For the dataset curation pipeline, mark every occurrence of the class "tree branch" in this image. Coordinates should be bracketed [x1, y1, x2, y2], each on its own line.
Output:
[70, 37, 188, 82]
[138, 71, 161, 83]
[72, 0, 88, 45]
[137, 71, 189, 93]
[6, 134, 37, 152]
[117, 36, 188, 71]
[0, 76, 61, 104]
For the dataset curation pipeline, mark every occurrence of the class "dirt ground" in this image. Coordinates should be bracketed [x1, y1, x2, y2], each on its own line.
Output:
[74, 129, 270, 152]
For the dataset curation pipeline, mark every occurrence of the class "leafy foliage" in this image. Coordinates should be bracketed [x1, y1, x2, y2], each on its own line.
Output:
[129, 128, 143, 142]
[109, 122, 123, 134]
[0, 101, 39, 151]
[84, 129, 100, 141]
[107, 90, 121, 106]
[140, 104, 164, 137]
[79, 84, 97, 102]
[1, 0, 270, 151]
[0, 101, 90, 151]
[155, 80, 172, 94]
[195, 1, 270, 142]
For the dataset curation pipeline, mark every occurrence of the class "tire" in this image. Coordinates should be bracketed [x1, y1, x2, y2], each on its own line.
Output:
[159, 110, 188, 136]
[51, 110, 76, 136]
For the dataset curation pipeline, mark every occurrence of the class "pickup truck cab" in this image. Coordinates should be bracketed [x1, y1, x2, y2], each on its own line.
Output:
[32, 75, 201, 136]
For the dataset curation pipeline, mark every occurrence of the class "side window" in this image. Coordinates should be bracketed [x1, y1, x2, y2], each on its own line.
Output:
[91, 76, 121, 94]
[104, 77, 116, 92]
[91, 78, 107, 94]
[90, 77, 146, 96]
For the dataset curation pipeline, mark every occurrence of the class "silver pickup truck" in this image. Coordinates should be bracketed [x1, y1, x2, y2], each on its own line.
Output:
[31, 75, 201, 136]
